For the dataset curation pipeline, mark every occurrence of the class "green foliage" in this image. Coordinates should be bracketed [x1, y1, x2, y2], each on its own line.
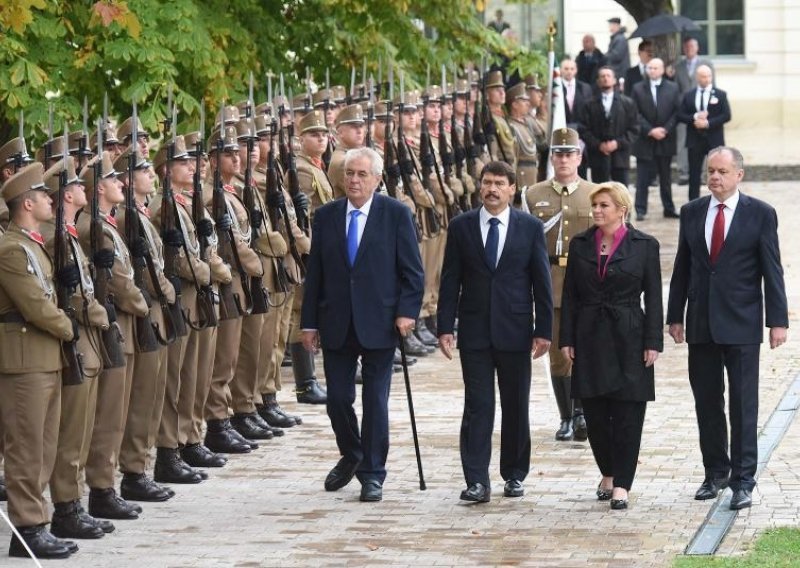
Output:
[0, 0, 542, 148]
[674, 528, 800, 568]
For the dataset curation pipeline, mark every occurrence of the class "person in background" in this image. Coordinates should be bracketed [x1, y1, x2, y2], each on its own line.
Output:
[576, 34, 607, 88]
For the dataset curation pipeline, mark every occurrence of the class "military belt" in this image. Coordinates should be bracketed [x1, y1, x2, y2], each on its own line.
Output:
[0, 311, 25, 324]
[517, 159, 538, 166]
[548, 255, 568, 267]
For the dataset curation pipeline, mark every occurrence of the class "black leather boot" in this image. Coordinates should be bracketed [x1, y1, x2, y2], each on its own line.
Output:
[154, 447, 203, 484]
[88, 487, 139, 520]
[249, 411, 284, 437]
[551, 376, 574, 441]
[281, 345, 293, 367]
[259, 394, 298, 427]
[414, 318, 438, 346]
[403, 332, 434, 356]
[51, 500, 105, 539]
[204, 418, 252, 454]
[395, 347, 416, 366]
[572, 401, 588, 441]
[121, 472, 173, 501]
[291, 342, 328, 404]
[181, 442, 228, 467]
[231, 412, 274, 440]
[424, 314, 438, 337]
[76, 503, 114, 534]
[9, 525, 73, 559]
[225, 420, 259, 450]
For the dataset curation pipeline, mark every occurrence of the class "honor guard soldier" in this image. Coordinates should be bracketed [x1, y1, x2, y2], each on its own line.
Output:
[0, 163, 78, 559]
[77, 152, 149, 520]
[506, 82, 547, 190]
[371, 102, 417, 214]
[452, 78, 486, 202]
[313, 88, 338, 134]
[35, 135, 68, 170]
[484, 70, 517, 169]
[525, 75, 550, 182]
[328, 104, 366, 199]
[90, 122, 124, 160]
[42, 157, 114, 540]
[118, 114, 151, 158]
[113, 148, 179, 501]
[523, 128, 595, 441]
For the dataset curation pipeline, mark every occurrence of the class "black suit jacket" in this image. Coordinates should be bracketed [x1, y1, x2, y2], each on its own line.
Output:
[563, 80, 594, 129]
[623, 64, 646, 97]
[578, 92, 640, 169]
[630, 79, 681, 159]
[667, 193, 789, 345]
[301, 193, 425, 350]
[677, 87, 732, 150]
[437, 207, 553, 351]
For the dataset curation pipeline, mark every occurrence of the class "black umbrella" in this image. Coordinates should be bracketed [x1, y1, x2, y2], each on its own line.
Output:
[630, 14, 701, 39]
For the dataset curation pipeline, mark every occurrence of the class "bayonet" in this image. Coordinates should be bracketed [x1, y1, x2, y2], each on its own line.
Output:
[441, 64, 447, 98]
[171, 102, 177, 146]
[400, 71, 405, 107]
[62, 123, 68, 172]
[378, 56, 383, 87]
[325, 67, 330, 92]
[132, 101, 138, 153]
[361, 57, 367, 98]
[199, 100, 205, 141]
[103, 92, 109, 126]
[389, 66, 394, 102]
[267, 72, 273, 107]
[96, 117, 103, 172]
[248, 71, 254, 118]
[47, 103, 54, 141]
[349, 65, 356, 101]
[82, 96, 88, 135]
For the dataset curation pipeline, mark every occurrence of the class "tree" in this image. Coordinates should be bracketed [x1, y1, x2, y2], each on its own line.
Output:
[613, 0, 674, 22]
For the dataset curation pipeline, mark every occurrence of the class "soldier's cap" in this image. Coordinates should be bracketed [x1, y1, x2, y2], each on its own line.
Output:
[43, 156, 82, 196]
[0, 137, 34, 166]
[393, 90, 421, 109]
[485, 70, 505, 89]
[153, 135, 190, 170]
[298, 110, 329, 134]
[525, 78, 543, 91]
[373, 102, 393, 120]
[183, 131, 206, 156]
[235, 100, 254, 117]
[506, 82, 530, 102]
[235, 117, 257, 141]
[90, 122, 120, 148]
[423, 85, 444, 101]
[292, 94, 312, 112]
[468, 68, 480, 86]
[335, 104, 365, 127]
[1, 162, 47, 202]
[254, 115, 271, 136]
[255, 102, 273, 116]
[207, 126, 239, 154]
[112, 147, 152, 174]
[313, 89, 335, 108]
[272, 95, 289, 113]
[331, 85, 347, 103]
[34, 137, 67, 163]
[78, 152, 119, 194]
[117, 116, 147, 143]
[550, 127, 581, 152]
[454, 78, 470, 95]
[68, 131, 94, 156]
[608, 17, 621, 24]
[219, 105, 240, 127]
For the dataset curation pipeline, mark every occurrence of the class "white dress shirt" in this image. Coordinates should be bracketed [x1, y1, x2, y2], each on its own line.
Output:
[565, 80, 575, 110]
[695, 87, 711, 113]
[345, 194, 374, 247]
[601, 91, 614, 117]
[479, 205, 510, 265]
[650, 79, 662, 105]
[705, 190, 740, 252]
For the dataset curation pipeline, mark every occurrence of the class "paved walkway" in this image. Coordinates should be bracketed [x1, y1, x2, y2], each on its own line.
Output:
[2, 181, 799, 567]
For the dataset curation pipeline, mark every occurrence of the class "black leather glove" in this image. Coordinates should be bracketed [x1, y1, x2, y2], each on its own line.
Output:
[441, 151, 454, 168]
[130, 237, 149, 259]
[196, 218, 213, 238]
[421, 152, 435, 169]
[469, 145, 482, 159]
[292, 192, 309, 214]
[483, 118, 496, 138]
[164, 229, 184, 248]
[454, 146, 466, 164]
[250, 209, 264, 229]
[217, 213, 233, 232]
[70, 317, 80, 342]
[386, 163, 401, 180]
[267, 190, 285, 211]
[399, 159, 414, 176]
[57, 263, 81, 289]
[473, 130, 487, 147]
[93, 248, 115, 270]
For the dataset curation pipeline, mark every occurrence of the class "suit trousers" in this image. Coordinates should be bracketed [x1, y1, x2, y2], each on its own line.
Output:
[119, 346, 167, 474]
[186, 326, 217, 445]
[232, 313, 266, 414]
[86, 353, 135, 490]
[49, 374, 99, 503]
[635, 155, 676, 216]
[687, 140, 712, 201]
[260, 290, 294, 395]
[0, 371, 61, 527]
[458, 348, 532, 486]
[688, 343, 760, 491]
[676, 123, 689, 178]
[588, 153, 629, 186]
[322, 324, 395, 484]
[156, 331, 189, 449]
[582, 397, 647, 490]
[205, 317, 244, 421]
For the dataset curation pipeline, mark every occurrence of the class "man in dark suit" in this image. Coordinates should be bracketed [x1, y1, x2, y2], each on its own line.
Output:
[575, 34, 607, 88]
[677, 65, 732, 201]
[623, 40, 653, 96]
[561, 58, 593, 179]
[667, 146, 788, 511]
[631, 57, 681, 220]
[438, 161, 553, 503]
[301, 147, 424, 502]
[579, 66, 639, 185]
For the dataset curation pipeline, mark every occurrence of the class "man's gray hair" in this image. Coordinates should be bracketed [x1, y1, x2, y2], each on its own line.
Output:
[344, 147, 383, 176]
[708, 146, 744, 170]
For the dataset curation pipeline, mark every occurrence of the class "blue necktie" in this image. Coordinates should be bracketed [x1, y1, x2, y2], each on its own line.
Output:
[347, 210, 361, 266]
[485, 217, 500, 269]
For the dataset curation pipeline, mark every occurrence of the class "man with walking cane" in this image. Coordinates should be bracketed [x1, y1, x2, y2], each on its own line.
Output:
[301, 147, 424, 502]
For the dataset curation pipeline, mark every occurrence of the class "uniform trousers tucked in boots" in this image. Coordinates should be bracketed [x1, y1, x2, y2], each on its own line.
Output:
[582, 397, 647, 491]
[186, 326, 217, 445]
[206, 317, 244, 421]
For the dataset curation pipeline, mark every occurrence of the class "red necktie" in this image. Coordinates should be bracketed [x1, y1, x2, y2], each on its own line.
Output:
[710, 204, 726, 263]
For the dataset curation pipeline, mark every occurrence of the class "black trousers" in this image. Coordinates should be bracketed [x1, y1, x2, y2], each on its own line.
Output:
[459, 348, 532, 486]
[688, 343, 760, 491]
[635, 155, 676, 216]
[687, 141, 712, 201]
[322, 324, 395, 485]
[588, 152, 629, 186]
[582, 397, 647, 491]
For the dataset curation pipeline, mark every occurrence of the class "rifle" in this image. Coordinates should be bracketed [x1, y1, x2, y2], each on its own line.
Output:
[242, 73, 271, 315]
[277, 73, 291, 172]
[365, 76, 375, 150]
[321, 68, 334, 170]
[263, 115, 292, 294]
[418, 89, 442, 235]
[463, 67, 481, 209]
[89, 118, 126, 368]
[451, 68, 470, 212]
[383, 100, 399, 199]
[44, 104, 54, 165]
[55, 125, 85, 386]
[436, 66, 460, 220]
[281, 102, 308, 269]
[394, 75, 425, 242]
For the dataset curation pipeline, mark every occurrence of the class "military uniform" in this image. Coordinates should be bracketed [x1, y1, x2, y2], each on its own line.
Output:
[0, 136, 36, 230]
[484, 71, 516, 169]
[506, 82, 547, 189]
[0, 163, 76, 559]
[523, 128, 596, 441]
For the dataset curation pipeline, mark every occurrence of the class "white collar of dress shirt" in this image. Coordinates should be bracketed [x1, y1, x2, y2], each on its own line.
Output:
[480, 204, 511, 226]
[651, 79, 662, 87]
[565, 79, 575, 88]
[709, 190, 740, 211]
[346, 193, 375, 218]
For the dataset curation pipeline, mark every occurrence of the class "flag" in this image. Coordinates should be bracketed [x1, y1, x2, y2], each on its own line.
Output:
[546, 55, 566, 179]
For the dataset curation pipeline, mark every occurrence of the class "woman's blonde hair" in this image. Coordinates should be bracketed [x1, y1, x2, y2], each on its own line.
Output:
[589, 182, 633, 219]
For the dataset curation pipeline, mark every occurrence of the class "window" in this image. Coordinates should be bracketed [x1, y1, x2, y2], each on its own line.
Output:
[679, 0, 745, 57]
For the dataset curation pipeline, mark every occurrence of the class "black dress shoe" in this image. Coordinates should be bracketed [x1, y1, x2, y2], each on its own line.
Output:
[205, 419, 253, 453]
[572, 413, 588, 441]
[76, 504, 114, 534]
[121, 472, 172, 502]
[257, 403, 297, 429]
[325, 457, 361, 491]
[394, 348, 416, 366]
[88, 488, 139, 520]
[460, 483, 491, 503]
[403, 333, 433, 356]
[9, 525, 73, 559]
[414, 318, 438, 346]
[596, 484, 613, 501]
[555, 419, 573, 441]
[678, 177, 689, 186]
[231, 413, 274, 440]
[51, 500, 105, 539]
[695, 476, 729, 500]
[610, 498, 628, 510]
[296, 378, 327, 404]
[360, 480, 383, 502]
[424, 315, 438, 337]
[504, 479, 524, 497]
[664, 210, 680, 219]
[154, 447, 204, 484]
[181, 442, 227, 468]
[730, 489, 753, 510]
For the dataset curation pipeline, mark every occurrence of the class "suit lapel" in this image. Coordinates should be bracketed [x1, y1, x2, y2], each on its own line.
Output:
[715, 193, 749, 265]
[495, 209, 516, 272]
[334, 199, 349, 266]
[693, 196, 713, 267]
[469, 211, 492, 272]
[353, 194, 383, 266]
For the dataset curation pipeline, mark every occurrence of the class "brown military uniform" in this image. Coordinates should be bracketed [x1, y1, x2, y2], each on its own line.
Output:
[490, 111, 517, 169]
[294, 153, 333, 219]
[326, 144, 355, 199]
[509, 115, 546, 189]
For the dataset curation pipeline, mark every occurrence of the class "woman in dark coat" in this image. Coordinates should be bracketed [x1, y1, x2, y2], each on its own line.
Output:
[559, 181, 663, 510]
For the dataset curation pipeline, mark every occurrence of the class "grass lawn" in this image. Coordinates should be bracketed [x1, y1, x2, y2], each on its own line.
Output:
[674, 527, 800, 567]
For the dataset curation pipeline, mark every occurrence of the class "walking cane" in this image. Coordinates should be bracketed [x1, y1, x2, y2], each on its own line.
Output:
[398, 332, 426, 490]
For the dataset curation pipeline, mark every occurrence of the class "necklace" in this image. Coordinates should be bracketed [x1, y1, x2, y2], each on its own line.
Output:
[600, 242, 608, 253]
